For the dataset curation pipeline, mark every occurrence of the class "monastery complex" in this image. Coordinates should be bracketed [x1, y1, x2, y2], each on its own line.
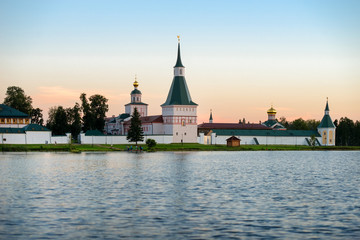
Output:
[1, 38, 336, 146]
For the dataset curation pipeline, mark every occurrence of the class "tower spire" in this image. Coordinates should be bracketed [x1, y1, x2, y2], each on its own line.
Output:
[209, 109, 213, 123]
[325, 97, 329, 114]
[174, 36, 184, 68]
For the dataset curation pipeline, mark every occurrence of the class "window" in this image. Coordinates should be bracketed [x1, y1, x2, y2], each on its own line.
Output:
[19, 119, 23, 124]
[13, 118, 17, 124]
[0, 118, 4, 124]
[176, 132, 178, 136]
[182, 119, 186, 126]
[184, 132, 186, 135]
[180, 69, 182, 74]
[25, 119, 29, 124]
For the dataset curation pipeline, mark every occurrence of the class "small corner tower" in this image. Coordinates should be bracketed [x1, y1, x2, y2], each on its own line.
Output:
[318, 98, 336, 146]
[209, 109, 213, 123]
[125, 76, 148, 117]
[161, 36, 198, 143]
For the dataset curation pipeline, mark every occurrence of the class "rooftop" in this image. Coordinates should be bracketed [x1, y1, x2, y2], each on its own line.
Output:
[0, 104, 29, 118]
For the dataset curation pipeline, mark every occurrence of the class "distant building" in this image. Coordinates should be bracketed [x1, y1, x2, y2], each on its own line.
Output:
[0, 104, 70, 144]
[317, 99, 336, 146]
[262, 106, 286, 130]
[199, 100, 335, 146]
[102, 37, 198, 143]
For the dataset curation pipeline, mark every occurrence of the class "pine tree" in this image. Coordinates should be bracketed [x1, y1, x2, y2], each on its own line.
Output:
[126, 107, 144, 145]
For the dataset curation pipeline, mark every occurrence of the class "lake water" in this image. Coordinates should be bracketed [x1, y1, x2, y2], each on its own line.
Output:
[0, 151, 359, 239]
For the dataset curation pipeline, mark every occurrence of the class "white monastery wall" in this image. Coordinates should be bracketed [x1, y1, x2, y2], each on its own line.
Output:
[1, 133, 26, 144]
[26, 131, 52, 144]
[200, 133, 322, 146]
[79, 134, 173, 145]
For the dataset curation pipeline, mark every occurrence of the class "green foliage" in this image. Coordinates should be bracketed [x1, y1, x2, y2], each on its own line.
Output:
[126, 107, 144, 145]
[46, 106, 69, 135]
[146, 139, 157, 149]
[31, 108, 44, 125]
[46, 104, 82, 138]
[66, 103, 82, 139]
[335, 117, 360, 146]
[309, 135, 317, 147]
[80, 93, 109, 132]
[280, 118, 321, 130]
[3, 86, 33, 115]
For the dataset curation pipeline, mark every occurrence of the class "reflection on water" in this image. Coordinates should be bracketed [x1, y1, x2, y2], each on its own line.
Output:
[0, 151, 360, 239]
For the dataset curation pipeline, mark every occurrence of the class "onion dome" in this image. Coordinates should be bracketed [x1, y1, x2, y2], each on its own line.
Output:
[133, 80, 139, 88]
[267, 106, 277, 114]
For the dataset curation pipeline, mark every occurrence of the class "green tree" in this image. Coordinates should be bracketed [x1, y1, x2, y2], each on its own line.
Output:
[46, 106, 69, 135]
[89, 94, 109, 131]
[305, 119, 320, 130]
[336, 117, 355, 146]
[31, 107, 44, 125]
[3, 86, 33, 115]
[80, 93, 108, 132]
[279, 116, 289, 129]
[289, 118, 308, 130]
[66, 103, 82, 139]
[309, 134, 317, 147]
[127, 107, 144, 145]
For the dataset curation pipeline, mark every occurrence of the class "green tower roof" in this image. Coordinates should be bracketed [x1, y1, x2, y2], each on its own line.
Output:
[318, 99, 335, 128]
[318, 115, 335, 128]
[161, 76, 197, 106]
[174, 43, 184, 68]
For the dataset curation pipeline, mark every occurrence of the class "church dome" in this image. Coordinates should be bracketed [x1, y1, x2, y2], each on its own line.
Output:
[267, 106, 277, 114]
[133, 80, 139, 88]
[131, 89, 141, 95]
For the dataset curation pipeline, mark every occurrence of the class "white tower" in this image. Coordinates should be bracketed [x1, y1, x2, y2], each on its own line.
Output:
[161, 37, 198, 143]
[317, 98, 336, 146]
[125, 77, 148, 117]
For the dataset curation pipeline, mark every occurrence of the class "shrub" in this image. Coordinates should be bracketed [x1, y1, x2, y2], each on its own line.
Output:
[146, 139, 157, 150]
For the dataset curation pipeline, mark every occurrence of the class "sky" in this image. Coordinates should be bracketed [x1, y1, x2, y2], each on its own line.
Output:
[1, 0, 359, 123]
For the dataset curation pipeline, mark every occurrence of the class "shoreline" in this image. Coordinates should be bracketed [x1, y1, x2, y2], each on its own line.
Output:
[1, 144, 360, 152]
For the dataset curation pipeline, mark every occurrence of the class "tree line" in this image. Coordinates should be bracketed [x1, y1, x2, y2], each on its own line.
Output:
[2, 86, 360, 145]
[2, 86, 108, 139]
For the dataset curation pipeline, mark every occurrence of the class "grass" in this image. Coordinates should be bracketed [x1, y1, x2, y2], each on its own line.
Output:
[1, 143, 360, 152]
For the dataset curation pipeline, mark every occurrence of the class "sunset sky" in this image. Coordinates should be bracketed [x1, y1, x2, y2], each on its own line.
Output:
[1, 0, 359, 123]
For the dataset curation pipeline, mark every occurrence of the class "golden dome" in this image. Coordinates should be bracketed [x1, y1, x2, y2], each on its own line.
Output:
[267, 106, 277, 114]
[133, 80, 139, 88]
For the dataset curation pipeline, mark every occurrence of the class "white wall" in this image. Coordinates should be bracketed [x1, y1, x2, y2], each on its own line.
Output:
[79, 134, 173, 145]
[51, 134, 71, 144]
[202, 134, 322, 146]
[1, 133, 26, 144]
[25, 131, 52, 144]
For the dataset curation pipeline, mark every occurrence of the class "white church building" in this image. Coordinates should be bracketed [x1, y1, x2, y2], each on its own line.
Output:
[82, 37, 199, 144]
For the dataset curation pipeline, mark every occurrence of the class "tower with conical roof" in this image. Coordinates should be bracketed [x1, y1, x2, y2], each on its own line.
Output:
[125, 77, 148, 117]
[317, 98, 336, 146]
[161, 37, 198, 143]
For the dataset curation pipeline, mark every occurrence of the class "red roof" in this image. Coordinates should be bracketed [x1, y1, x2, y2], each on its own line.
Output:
[124, 115, 163, 125]
[198, 123, 271, 130]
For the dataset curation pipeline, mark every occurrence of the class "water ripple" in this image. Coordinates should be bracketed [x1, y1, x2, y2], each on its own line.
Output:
[0, 151, 359, 239]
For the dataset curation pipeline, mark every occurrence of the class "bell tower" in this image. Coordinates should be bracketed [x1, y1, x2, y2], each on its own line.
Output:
[161, 36, 198, 143]
[125, 76, 148, 117]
